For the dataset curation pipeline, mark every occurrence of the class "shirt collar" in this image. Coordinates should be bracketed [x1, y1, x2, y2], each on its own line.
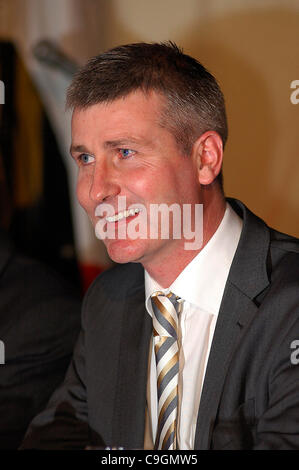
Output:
[145, 203, 243, 316]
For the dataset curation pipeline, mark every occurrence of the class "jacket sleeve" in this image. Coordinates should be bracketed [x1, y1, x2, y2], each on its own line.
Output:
[254, 312, 299, 449]
[19, 268, 109, 451]
[19, 325, 94, 450]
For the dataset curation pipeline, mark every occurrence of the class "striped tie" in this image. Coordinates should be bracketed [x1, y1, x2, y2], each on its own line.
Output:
[151, 291, 181, 450]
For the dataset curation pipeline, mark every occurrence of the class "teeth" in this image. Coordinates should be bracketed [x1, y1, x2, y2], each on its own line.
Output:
[106, 208, 140, 222]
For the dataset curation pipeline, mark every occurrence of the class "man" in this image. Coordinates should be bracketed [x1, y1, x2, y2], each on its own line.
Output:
[0, 228, 81, 449]
[20, 42, 299, 450]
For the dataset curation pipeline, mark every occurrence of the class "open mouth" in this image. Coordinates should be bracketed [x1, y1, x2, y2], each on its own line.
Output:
[106, 208, 141, 223]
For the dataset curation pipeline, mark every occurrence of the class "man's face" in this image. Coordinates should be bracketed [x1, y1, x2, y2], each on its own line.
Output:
[70, 91, 202, 267]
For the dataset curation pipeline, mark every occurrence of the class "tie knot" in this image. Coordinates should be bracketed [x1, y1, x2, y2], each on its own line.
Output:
[151, 291, 181, 338]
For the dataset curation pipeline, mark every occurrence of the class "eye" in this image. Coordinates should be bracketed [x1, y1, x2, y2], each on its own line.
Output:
[78, 153, 95, 165]
[118, 148, 134, 159]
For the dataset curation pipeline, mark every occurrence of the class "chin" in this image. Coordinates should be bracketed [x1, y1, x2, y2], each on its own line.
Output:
[105, 238, 147, 265]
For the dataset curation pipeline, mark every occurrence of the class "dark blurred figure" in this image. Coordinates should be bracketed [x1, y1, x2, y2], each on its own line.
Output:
[0, 40, 81, 292]
[0, 228, 81, 449]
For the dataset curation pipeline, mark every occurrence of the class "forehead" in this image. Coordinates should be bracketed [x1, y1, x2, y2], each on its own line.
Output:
[71, 90, 165, 135]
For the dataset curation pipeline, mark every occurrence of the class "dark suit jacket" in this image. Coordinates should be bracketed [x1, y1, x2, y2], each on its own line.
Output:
[0, 230, 81, 449]
[20, 200, 299, 449]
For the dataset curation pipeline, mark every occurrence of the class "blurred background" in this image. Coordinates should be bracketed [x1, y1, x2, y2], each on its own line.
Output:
[0, 0, 298, 293]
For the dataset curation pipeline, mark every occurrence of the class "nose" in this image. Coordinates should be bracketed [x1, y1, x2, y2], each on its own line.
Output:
[89, 160, 121, 203]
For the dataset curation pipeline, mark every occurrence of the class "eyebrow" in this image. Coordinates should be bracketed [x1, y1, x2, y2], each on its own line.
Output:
[103, 137, 145, 148]
[69, 144, 90, 156]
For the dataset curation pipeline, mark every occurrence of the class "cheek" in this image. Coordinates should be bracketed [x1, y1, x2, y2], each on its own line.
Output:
[129, 166, 173, 201]
[76, 174, 91, 210]
[122, 167, 156, 201]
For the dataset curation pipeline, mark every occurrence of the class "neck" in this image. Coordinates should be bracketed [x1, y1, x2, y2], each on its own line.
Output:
[143, 189, 226, 288]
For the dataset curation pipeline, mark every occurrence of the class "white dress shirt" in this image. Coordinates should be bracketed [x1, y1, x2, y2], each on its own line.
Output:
[144, 203, 243, 449]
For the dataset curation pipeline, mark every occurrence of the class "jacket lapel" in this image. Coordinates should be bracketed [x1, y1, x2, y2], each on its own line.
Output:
[194, 284, 259, 449]
[194, 199, 271, 449]
[112, 282, 152, 449]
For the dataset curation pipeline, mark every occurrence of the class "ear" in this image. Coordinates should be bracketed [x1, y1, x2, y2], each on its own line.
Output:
[192, 131, 223, 185]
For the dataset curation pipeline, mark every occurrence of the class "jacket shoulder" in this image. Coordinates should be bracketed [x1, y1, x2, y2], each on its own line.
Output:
[82, 263, 144, 320]
[87, 262, 144, 295]
[269, 227, 299, 254]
